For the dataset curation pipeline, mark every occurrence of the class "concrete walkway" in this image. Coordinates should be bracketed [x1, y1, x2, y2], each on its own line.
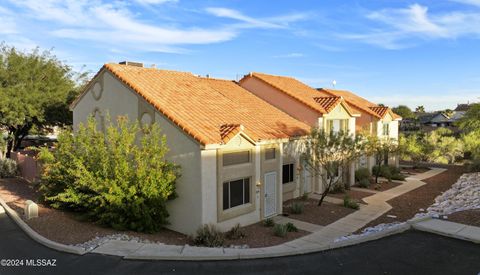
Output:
[273, 215, 323, 232]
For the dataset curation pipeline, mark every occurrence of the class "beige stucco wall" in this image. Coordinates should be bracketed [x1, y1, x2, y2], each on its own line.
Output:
[239, 77, 321, 126]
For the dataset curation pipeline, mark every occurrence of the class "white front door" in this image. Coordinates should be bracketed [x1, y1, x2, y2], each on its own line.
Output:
[303, 167, 312, 193]
[264, 172, 277, 218]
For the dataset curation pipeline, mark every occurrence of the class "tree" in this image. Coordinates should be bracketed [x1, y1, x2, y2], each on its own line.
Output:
[399, 133, 423, 167]
[392, 105, 415, 119]
[415, 105, 425, 113]
[38, 116, 180, 232]
[462, 131, 480, 160]
[457, 103, 480, 133]
[302, 129, 363, 206]
[0, 44, 86, 158]
[364, 135, 399, 183]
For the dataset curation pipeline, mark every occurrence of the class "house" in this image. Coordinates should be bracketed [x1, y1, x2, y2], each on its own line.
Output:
[418, 112, 452, 127]
[70, 62, 311, 235]
[238, 72, 360, 195]
[317, 88, 402, 168]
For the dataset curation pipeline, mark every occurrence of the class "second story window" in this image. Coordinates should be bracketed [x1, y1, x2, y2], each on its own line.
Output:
[223, 151, 250, 166]
[282, 163, 294, 184]
[383, 123, 390, 136]
[265, 148, 276, 160]
[327, 119, 348, 133]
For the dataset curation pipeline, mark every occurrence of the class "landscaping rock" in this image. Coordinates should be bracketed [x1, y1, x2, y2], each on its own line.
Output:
[334, 222, 406, 242]
[74, 234, 167, 250]
[415, 172, 480, 218]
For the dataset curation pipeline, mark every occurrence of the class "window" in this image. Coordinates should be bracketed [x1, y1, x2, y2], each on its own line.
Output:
[223, 178, 250, 210]
[327, 119, 348, 133]
[265, 148, 276, 160]
[223, 151, 250, 166]
[383, 123, 390, 136]
[282, 163, 295, 184]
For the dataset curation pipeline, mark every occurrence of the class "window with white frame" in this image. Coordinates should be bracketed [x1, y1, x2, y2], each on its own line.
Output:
[382, 122, 390, 136]
[327, 119, 348, 133]
[282, 163, 295, 184]
[223, 178, 250, 210]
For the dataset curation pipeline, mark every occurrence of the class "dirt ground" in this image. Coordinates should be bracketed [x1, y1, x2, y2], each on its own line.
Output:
[283, 198, 356, 226]
[328, 189, 373, 204]
[356, 165, 467, 233]
[354, 179, 403, 192]
[0, 177, 307, 248]
[447, 209, 480, 227]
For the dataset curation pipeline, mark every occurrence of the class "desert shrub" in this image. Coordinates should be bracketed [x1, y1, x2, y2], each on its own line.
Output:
[330, 181, 345, 193]
[263, 218, 275, 227]
[468, 159, 480, 172]
[38, 116, 180, 233]
[343, 195, 360, 210]
[372, 165, 393, 181]
[225, 223, 246, 240]
[291, 201, 304, 214]
[193, 224, 225, 247]
[358, 178, 370, 188]
[300, 193, 309, 201]
[273, 224, 287, 237]
[355, 168, 371, 182]
[285, 222, 298, 232]
[391, 173, 406, 181]
[0, 158, 18, 178]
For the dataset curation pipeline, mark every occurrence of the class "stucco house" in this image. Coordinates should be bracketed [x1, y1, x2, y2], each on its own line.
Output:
[318, 88, 402, 168]
[70, 62, 311, 235]
[238, 72, 360, 195]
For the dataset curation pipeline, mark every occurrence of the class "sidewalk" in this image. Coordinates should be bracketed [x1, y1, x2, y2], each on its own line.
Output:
[413, 218, 480, 244]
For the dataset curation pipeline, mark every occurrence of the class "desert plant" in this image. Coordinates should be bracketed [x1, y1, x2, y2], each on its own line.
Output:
[391, 173, 406, 181]
[358, 178, 370, 188]
[38, 116, 180, 233]
[355, 168, 371, 182]
[285, 222, 298, 232]
[263, 218, 275, 227]
[372, 165, 393, 181]
[193, 224, 225, 247]
[343, 195, 360, 210]
[330, 181, 346, 193]
[273, 224, 287, 237]
[300, 193, 309, 201]
[225, 223, 246, 240]
[291, 201, 304, 214]
[0, 158, 18, 178]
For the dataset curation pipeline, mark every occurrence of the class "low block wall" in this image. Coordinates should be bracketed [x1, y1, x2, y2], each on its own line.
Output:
[11, 150, 41, 183]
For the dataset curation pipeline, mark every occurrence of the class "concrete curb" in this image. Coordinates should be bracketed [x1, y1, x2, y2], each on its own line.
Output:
[0, 196, 87, 255]
[412, 218, 480, 244]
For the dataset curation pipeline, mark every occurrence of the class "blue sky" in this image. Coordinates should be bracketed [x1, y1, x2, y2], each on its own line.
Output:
[1, 0, 480, 111]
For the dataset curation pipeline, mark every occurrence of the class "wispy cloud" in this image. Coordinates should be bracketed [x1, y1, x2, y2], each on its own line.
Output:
[205, 7, 308, 29]
[0, 7, 17, 34]
[273, 52, 304, 58]
[135, 0, 178, 5]
[451, 0, 480, 7]
[339, 3, 480, 49]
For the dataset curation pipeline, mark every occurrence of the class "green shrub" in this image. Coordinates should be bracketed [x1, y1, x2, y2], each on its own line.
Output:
[372, 165, 392, 181]
[38, 116, 180, 233]
[358, 178, 370, 188]
[300, 193, 309, 201]
[355, 168, 370, 182]
[291, 201, 304, 214]
[0, 158, 18, 178]
[285, 222, 298, 232]
[391, 173, 406, 181]
[469, 159, 480, 172]
[273, 224, 287, 237]
[263, 218, 275, 227]
[330, 181, 345, 193]
[193, 224, 225, 247]
[225, 223, 246, 240]
[343, 195, 360, 210]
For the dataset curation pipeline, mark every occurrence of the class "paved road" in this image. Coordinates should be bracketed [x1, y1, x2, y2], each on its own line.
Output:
[0, 213, 479, 275]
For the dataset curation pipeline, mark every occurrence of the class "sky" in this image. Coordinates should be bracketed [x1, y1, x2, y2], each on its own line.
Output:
[1, 0, 480, 111]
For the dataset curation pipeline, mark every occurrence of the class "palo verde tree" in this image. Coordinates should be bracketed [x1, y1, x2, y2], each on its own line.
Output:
[38, 116, 180, 232]
[302, 128, 363, 206]
[457, 103, 480, 133]
[364, 135, 400, 183]
[0, 44, 86, 158]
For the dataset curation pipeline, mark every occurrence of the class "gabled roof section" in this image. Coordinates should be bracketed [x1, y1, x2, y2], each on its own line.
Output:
[73, 63, 310, 146]
[243, 72, 359, 116]
[319, 88, 402, 120]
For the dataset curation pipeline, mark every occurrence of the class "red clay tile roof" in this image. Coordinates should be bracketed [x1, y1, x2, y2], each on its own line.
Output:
[319, 88, 401, 120]
[244, 72, 359, 116]
[313, 96, 342, 113]
[75, 64, 310, 145]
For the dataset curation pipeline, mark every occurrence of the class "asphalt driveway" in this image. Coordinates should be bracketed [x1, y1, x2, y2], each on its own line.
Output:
[0, 212, 479, 275]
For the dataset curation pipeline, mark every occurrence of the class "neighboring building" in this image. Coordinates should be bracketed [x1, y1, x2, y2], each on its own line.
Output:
[71, 62, 311, 235]
[238, 72, 360, 194]
[317, 88, 402, 168]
